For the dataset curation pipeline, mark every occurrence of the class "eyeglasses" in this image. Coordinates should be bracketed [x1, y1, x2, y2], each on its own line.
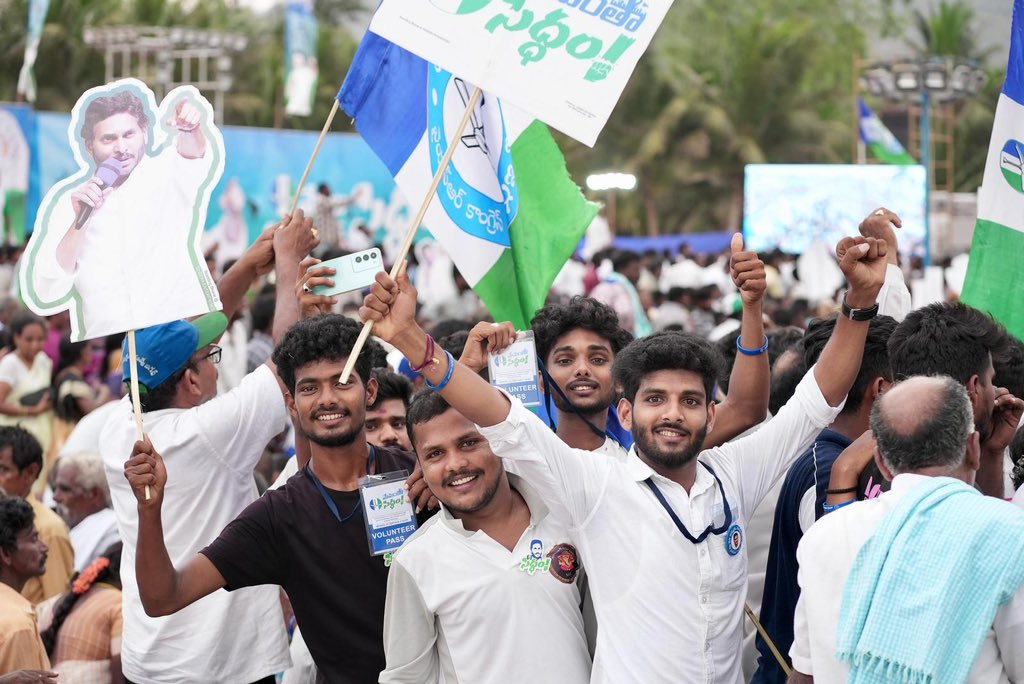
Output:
[197, 346, 222, 365]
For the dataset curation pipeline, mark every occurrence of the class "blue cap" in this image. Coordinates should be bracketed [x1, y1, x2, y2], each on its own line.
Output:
[122, 312, 229, 392]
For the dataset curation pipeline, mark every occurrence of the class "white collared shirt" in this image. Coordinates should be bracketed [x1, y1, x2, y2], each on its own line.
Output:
[791, 473, 1024, 682]
[69, 507, 120, 573]
[381, 475, 591, 683]
[479, 367, 841, 683]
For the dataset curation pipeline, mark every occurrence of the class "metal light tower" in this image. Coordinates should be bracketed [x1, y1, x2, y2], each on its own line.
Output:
[83, 26, 248, 124]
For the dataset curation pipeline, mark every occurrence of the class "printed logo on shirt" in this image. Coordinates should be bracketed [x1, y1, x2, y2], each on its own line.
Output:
[725, 523, 743, 557]
[519, 538, 552, 575]
[547, 543, 580, 584]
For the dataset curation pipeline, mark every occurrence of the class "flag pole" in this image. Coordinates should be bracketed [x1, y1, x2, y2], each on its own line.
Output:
[126, 331, 151, 500]
[340, 86, 483, 383]
[289, 99, 341, 216]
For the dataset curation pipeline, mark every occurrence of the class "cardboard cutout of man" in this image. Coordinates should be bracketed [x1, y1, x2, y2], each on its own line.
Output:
[22, 79, 224, 341]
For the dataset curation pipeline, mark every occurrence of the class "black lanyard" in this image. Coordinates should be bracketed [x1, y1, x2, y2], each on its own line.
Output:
[644, 462, 733, 544]
[306, 446, 377, 523]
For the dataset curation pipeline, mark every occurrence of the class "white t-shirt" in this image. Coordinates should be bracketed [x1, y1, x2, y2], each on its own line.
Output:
[32, 147, 221, 339]
[0, 352, 29, 389]
[381, 475, 592, 683]
[69, 507, 120, 572]
[100, 365, 291, 683]
[791, 473, 1024, 682]
[479, 368, 842, 683]
[59, 401, 120, 458]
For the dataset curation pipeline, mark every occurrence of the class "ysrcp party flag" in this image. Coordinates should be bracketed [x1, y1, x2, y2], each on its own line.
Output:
[16, 0, 51, 103]
[962, 0, 1024, 339]
[284, 0, 319, 117]
[858, 98, 916, 165]
[339, 32, 597, 329]
[368, 0, 673, 146]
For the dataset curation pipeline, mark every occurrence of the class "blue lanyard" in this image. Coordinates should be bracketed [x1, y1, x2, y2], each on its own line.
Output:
[644, 462, 733, 544]
[538, 359, 623, 447]
[306, 446, 377, 524]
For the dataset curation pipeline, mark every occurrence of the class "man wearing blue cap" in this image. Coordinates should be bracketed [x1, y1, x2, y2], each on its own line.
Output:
[99, 210, 317, 684]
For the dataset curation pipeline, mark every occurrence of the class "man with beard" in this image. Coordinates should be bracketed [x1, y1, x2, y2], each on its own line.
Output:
[52, 451, 119, 572]
[519, 235, 769, 458]
[124, 314, 423, 684]
[380, 391, 591, 683]
[100, 210, 315, 684]
[359, 234, 889, 682]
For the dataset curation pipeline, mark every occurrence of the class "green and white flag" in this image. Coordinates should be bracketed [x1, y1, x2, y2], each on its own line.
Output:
[339, 33, 596, 328]
[858, 98, 916, 165]
[961, 0, 1024, 339]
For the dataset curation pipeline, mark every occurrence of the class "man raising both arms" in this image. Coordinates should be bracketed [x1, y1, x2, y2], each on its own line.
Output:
[360, 234, 889, 682]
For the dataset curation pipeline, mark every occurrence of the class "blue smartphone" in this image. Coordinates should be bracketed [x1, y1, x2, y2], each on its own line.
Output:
[310, 248, 383, 296]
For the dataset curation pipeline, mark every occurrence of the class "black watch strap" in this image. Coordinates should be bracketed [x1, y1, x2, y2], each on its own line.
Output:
[841, 292, 879, 321]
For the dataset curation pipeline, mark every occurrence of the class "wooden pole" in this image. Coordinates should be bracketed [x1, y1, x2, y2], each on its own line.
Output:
[744, 602, 792, 677]
[339, 86, 484, 384]
[126, 330, 150, 500]
[289, 99, 340, 216]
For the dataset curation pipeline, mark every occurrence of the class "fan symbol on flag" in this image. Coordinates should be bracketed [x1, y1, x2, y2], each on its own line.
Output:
[999, 139, 1024, 193]
[456, 78, 490, 158]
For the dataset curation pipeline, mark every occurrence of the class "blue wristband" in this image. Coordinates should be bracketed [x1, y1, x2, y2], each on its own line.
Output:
[822, 500, 854, 514]
[424, 350, 456, 392]
[736, 335, 769, 356]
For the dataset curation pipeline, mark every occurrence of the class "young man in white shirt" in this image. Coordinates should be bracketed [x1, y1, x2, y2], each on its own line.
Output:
[381, 391, 591, 683]
[100, 211, 316, 684]
[360, 234, 890, 683]
[789, 375, 1024, 682]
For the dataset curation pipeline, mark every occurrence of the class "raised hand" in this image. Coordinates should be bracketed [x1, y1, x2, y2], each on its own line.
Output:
[983, 387, 1024, 456]
[273, 209, 318, 262]
[359, 264, 419, 345]
[124, 436, 167, 509]
[297, 257, 337, 319]
[458, 321, 517, 374]
[836, 236, 888, 306]
[858, 207, 901, 265]
[729, 232, 767, 306]
[171, 98, 202, 132]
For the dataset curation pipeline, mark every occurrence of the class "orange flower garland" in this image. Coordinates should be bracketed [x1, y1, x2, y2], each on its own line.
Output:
[72, 557, 110, 595]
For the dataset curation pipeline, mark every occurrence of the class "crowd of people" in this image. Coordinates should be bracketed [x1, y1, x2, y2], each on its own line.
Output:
[0, 204, 1022, 684]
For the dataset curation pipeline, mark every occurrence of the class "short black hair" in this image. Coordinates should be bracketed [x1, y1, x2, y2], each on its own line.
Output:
[768, 326, 805, 368]
[769, 349, 807, 417]
[81, 90, 149, 143]
[613, 332, 724, 404]
[405, 390, 452, 447]
[272, 314, 381, 393]
[0, 494, 33, 554]
[994, 336, 1024, 399]
[0, 426, 43, 474]
[250, 293, 276, 334]
[8, 310, 44, 338]
[531, 296, 633, 364]
[429, 319, 472, 341]
[888, 302, 1009, 384]
[802, 314, 897, 414]
[438, 330, 470, 360]
[369, 369, 413, 410]
[611, 250, 641, 273]
[139, 362, 195, 413]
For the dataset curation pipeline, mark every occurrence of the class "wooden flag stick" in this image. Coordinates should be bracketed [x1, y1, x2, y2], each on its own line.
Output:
[340, 86, 483, 384]
[289, 99, 341, 216]
[126, 330, 151, 500]
[744, 602, 792, 676]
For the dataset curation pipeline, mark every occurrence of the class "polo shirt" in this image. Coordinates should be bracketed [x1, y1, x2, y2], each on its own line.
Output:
[752, 429, 851, 684]
[791, 474, 1024, 682]
[202, 446, 421, 684]
[478, 367, 842, 683]
[381, 475, 591, 683]
[101, 365, 291, 683]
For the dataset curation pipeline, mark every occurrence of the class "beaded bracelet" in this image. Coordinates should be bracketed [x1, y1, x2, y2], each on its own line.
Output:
[424, 350, 456, 392]
[736, 334, 770, 356]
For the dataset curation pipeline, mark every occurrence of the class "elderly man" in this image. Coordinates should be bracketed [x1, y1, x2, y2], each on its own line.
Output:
[790, 376, 1024, 683]
[53, 452, 118, 572]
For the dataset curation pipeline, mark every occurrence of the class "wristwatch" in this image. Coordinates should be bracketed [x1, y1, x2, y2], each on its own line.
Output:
[841, 291, 878, 321]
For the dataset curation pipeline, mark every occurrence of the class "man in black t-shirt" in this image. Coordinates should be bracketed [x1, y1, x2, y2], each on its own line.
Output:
[123, 315, 422, 684]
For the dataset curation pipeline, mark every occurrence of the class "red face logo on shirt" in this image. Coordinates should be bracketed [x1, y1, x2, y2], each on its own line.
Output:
[546, 543, 580, 584]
